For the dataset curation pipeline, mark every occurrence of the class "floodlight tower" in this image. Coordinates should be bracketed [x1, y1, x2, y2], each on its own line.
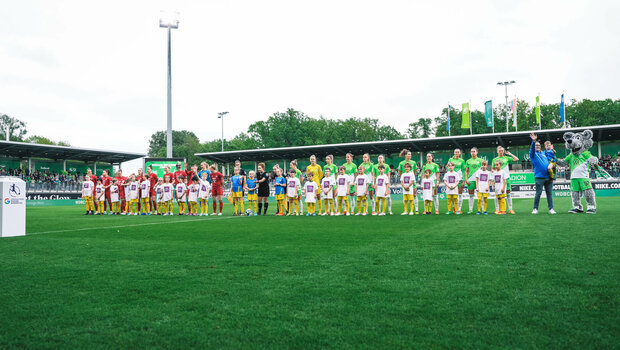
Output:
[160, 11, 179, 158]
[497, 81, 516, 132]
[218, 112, 229, 152]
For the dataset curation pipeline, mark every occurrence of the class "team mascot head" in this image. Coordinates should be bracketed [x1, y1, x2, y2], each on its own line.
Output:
[563, 129, 594, 156]
[557, 129, 598, 214]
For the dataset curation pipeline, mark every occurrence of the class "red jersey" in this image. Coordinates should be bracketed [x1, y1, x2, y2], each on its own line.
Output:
[102, 175, 113, 193]
[173, 170, 185, 184]
[148, 172, 158, 189]
[115, 176, 127, 198]
[211, 171, 223, 188]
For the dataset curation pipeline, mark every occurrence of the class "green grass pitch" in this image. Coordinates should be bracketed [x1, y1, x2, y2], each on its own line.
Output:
[1, 197, 618, 349]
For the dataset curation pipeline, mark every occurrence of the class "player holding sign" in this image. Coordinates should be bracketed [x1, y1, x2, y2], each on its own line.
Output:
[474, 160, 492, 215]
[464, 147, 483, 214]
[443, 162, 461, 214]
[374, 164, 390, 215]
[320, 167, 335, 216]
[355, 166, 369, 216]
[492, 160, 508, 214]
[421, 170, 435, 215]
[335, 166, 351, 216]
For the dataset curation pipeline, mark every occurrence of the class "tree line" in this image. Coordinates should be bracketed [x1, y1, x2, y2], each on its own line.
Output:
[147, 99, 620, 165]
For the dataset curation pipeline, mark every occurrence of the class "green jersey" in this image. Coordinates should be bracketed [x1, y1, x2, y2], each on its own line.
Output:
[448, 157, 466, 176]
[342, 162, 357, 177]
[360, 162, 374, 180]
[465, 157, 483, 181]
[564, 151, 593, 179]
[491, 155, 513, 173]
[372, 163, 391, 178]
[422, 162, 439, 177]
[323, 163, 338, 179]
[398, 160, 418, 175]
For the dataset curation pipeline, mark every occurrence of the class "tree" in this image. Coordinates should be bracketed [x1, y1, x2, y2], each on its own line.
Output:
[148, 130, 202, 165]
[406, 118, 434, 139]
[0, 114, 27, 141]
[25, 135, 71, 146]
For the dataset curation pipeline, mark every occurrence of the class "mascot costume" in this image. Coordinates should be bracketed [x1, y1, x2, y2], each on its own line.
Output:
[556, 129, 598, 214]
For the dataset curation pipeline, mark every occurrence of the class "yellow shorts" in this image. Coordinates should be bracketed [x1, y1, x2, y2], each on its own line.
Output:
[447, 194, 458, 199]
[357, 195, 366, 201]
[496, 193, 506, 199]
[232, 191, 243, 198]
[247, 193, 257, 201]
[275, 194, 286, 201]
[403, 194, 414, 201]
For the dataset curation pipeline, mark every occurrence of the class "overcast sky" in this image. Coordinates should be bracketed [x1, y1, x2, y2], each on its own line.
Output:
[2, 0, 619, 157]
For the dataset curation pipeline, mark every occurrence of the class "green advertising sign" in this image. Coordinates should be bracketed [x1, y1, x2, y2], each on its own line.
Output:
[144, 158, 185, 178]
[510, 172, 535, 185]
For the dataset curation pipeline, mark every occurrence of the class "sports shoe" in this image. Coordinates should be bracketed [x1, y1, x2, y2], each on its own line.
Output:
[379, 213, 385, 216]
[389, 211, 393, 215]
[254, 213, 257, 216]
[435, 210, 439, 215]
[456, 211, 462, 215]
[331, 212, 335, 216]
[484, 212, 488, 215]
[401, 212, 408, 216]
[586, 209, 596, 214]
[409, 212, 414, 215]
[312, 213, 316, 216]
[415, 211, 419, 215]
[335, 213, 341, 216]
[467, 211, 473, 214]
[306, 213, 310, 217]
[549, 209, 557, 214]
[445, 211, 452, 215]
[355, 213, 361, 216]
[345, 212, 350, 216]
[372, 212, 378, 216]
[509, 210, 516, 214]
[362, 212, 367, 216]
[83, 211, 89, 215]
[531, 209, 538, 214]
[476, 211, 481, 215]
[494, 211, 500, 214]
[205, 213, 209, 216]
[218, 213, 222, 216]
[568, 208, 583, 214]
[498, 211, 506, 215]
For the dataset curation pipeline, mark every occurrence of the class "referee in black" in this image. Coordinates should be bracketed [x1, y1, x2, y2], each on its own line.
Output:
[256, 162, 270, 215]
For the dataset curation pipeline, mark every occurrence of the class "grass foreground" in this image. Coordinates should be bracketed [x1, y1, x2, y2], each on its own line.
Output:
[0, 197, 618, 349]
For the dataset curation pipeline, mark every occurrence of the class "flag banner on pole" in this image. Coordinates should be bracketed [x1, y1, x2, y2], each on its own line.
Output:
[461, 102, 470, 129]
[535, 95, 540, 124]
[560, 93, 565, 123]
[447, 105, 450, 132]
[511, 99, 517, 127]
[484, 100, 493, 127]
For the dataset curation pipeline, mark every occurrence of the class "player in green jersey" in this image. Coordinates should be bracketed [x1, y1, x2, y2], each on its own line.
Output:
[360, 153, 376, 215]
[422, 153, 440, 214]
[397, 149, 419, 214]
[290, 160, 304, 215]
[491, 146, 519, 214]
[447, 148, 466, 213]
[342, 153, 358, 213]
[323, 155, 338, 184]
[374, 154, 393, 215]
[464, 147, 483, 214]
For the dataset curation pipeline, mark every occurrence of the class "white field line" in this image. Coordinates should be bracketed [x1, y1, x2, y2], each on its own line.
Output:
[28, 215, 242, 236]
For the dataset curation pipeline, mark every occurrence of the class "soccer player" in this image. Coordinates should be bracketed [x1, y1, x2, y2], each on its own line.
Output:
[135, 168, 144, 213]
[234, 160, 246, 214]
[162, 175, 174, 216]
[342, 153, 357, 214]
[175, 175, 188, 215]
[464, 147, 483, 214]
[140, 174, 151, 215]
[155, 178, 164, 215]
[82, 174, 95, 215]
[101, 169, 113, 214]
[335, 166, 351, 216]
[245, 170, 258, 215]
[448, 148, 466, 214]
[320, 167, 335, 216]
[115, 170, 127, 214]
[491, 146, 519, 214]
[210, 164, 224, 216]
[397, 149, 419, 214]
[355, 165, 369, 215]
[286, 169, 301, 216]
[375, 164, 390, 216]
[443, 162, 461, 214]
[110, 179, 120, 215]
[306, 155, 323, 214]
[95, 179, 105, 215]
[324, 155, 338, 182]
[173, 163, 185, 185]
[422, 153, 440, 214]
[290, 160, 304, 215]
[492, 160, 508, 214]
[360, 153, 376, 215]
[128, 174, 140, 215]
[198, 162, 211, 184]
[122, 174, 132, 215]
[374, 155, 393, 215]
[274, 168, 287, 216]
[256, 163, 270, 215]
[198, 172, 211, 216]
[231, 168, 244, 216]
[188, 176, 199, 216]
[421, 169, 435, 215]
[147, 165, 159, 215]
[400, 162, 416, 215]
[86, 169, 99, 212]
[474, 160, 492, 215]
[303, 172, 317, 216]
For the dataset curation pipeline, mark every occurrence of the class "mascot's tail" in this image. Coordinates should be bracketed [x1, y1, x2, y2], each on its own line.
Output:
[592, 164, 612, 179]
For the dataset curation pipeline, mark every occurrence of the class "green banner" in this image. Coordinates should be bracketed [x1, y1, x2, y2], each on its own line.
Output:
[535, 95, 540, 124]
[510, 172, 535, 185]
[144, 158, 185, 178]
[461, 102, 470, 129]
[27, 199, 85, 207]
[484, 100, 493, 127]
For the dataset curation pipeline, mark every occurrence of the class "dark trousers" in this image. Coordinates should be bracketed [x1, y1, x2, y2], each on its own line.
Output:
[533, 177, 554, 210]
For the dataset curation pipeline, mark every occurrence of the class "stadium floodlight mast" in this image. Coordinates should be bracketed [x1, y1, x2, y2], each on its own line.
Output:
[497, 81, 516, 132]
[218, 112, 229, 152]
[160, 10, 179, 158]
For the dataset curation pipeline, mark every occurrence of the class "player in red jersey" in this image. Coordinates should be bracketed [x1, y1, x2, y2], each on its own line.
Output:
[147, 165, 159, 214]
[115, 169, 127, 213]
[101, 169, 113, 214]
[163, 165, 174, 184]
[86, 168, 99, 211]
[173, 162, 185, 185]
[210, 164, 224, 215]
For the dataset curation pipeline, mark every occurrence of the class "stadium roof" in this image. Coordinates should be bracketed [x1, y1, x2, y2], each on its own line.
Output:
[196, 124, 620, 163]
[0, 141, 145, 163]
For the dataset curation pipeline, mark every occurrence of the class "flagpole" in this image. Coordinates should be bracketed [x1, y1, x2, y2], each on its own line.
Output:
[447, 103, 451, 137]
[514, 96, 518, 132]
[469, 100, 472, 135]
[563, 90, 566, 129]
[538, 93, 541, 130]
[491, 99, 495, 134]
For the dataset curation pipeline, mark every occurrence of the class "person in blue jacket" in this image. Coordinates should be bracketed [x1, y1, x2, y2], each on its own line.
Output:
[529, 133, 556, 214]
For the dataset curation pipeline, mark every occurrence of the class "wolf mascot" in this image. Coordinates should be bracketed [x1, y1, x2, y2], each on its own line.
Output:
[556, 129, 598, 214]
